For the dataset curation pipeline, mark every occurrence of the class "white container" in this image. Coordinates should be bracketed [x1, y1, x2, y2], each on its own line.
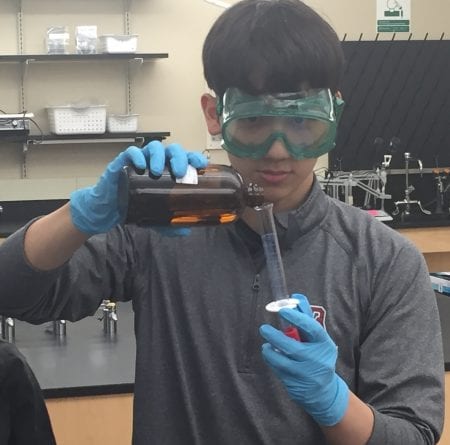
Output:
[98, 34, 138, 54]
[46, 105, 107, 135]
[107, 114, 139, 133]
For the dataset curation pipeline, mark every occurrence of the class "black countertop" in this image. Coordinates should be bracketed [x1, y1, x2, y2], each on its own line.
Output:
[386, 212, 450, 229]
[12, 301, 135, 399]
[436, 293, 450, 372]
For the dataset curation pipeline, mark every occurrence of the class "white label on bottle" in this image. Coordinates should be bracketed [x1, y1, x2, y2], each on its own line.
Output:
[176, 165, 198, 185]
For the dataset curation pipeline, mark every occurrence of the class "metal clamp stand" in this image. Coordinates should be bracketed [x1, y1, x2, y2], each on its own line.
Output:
[45, 319, 67, 338]
[432, 168, 449, 214]
[0, 316, 15, 342]
[52, 320, 67, 337]
[379, 154, 392, 212]
[393, 152, 431, 218]
[98, 300, 118, 337]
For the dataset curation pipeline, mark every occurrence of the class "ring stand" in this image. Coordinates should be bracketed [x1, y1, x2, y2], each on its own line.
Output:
[393, 152, 431, 218]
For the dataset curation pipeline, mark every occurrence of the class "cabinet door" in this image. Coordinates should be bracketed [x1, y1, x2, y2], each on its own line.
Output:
[46, 393, 133, 445]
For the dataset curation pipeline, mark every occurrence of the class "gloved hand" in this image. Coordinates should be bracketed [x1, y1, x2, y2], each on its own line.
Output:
[259, 293, 349, 426]
[70, 141, 208, 235]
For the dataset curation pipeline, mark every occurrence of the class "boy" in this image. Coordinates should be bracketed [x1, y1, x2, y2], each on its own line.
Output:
[0, 1, 444, 443]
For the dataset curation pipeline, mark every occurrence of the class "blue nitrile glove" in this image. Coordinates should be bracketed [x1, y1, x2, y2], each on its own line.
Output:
[70, 140, 208, 235]
[259, 293, 349, 426]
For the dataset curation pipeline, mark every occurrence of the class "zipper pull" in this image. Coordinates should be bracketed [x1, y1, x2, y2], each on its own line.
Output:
[252, 274, 260, 291]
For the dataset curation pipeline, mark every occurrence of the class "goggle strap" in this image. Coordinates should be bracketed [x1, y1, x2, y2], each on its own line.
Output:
[216, 97, 223, 117]
[218, 90, 344, 121]
[334, 96, 345, 123]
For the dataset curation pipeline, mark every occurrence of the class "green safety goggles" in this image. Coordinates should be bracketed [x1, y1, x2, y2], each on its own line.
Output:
[217, 88, 344, 160]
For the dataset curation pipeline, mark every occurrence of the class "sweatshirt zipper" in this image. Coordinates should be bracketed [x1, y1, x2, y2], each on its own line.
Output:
[238, 274, 260, 373]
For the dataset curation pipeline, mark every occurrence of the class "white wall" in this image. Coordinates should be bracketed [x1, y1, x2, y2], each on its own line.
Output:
[0, 0, 449, 200]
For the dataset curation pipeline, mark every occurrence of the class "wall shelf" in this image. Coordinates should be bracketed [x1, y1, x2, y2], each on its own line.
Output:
[6, 132, 170, 178]
[1, 0, 171, 196]
[27, 131, 170, 144]
[0, 53, 168, 63]
[1, 131, 169, 144]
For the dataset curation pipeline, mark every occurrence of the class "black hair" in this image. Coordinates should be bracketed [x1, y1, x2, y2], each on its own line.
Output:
[202, 0, 345, 98]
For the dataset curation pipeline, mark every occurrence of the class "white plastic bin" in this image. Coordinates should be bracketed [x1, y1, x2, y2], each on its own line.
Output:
[98, 35, 138, 53]
[107, 114, 139, 133]
[46, 105, 107, 135]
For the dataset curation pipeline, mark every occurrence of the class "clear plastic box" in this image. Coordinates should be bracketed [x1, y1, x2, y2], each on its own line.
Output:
[76, 25, 98, 55]
[46, 26, 70, 55]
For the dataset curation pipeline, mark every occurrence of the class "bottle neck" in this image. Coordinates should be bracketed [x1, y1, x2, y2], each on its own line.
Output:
[244, 183, 265, 208]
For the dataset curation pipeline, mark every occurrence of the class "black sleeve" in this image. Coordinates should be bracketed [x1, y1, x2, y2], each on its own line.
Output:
[0, 341, 56, 445]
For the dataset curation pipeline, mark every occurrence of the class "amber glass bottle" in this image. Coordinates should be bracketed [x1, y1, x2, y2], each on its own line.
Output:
[118, 164, 264, 226]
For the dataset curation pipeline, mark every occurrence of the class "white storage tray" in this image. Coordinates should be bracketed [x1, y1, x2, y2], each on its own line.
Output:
[47, 105, 107, 135]
[98, 34, 138, 54]
[107, 114, 139, 133]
